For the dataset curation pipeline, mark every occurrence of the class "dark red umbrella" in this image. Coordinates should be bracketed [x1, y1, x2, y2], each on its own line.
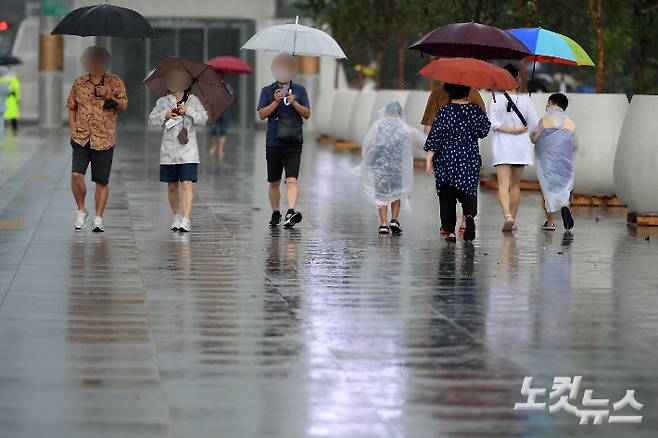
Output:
[144, 56, 234, 122]
[419, 58, 517, 91]
[409, 22, 531, 60]
[207, 56, 253, 74]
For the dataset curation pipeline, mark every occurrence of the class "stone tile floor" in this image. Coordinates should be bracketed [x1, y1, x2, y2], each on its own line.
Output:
[0, 127, 657, 438]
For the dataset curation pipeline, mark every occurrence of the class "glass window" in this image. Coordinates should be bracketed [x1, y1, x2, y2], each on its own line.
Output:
[108, 38, 146, 127]
[178, 28, 204, 62]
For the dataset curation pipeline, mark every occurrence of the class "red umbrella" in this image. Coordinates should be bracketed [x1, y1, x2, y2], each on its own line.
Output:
[419, 58, 517, 91]
[145, 56, 234, 122]
[409, 22, 530, 60]
[207, 56, 253, 74]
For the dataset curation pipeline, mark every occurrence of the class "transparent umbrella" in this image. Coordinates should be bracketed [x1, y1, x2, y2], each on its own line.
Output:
[241, 16, 346, 59]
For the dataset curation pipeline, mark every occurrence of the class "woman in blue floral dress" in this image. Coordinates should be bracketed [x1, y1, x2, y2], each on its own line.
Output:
[424, 83, 491, 242]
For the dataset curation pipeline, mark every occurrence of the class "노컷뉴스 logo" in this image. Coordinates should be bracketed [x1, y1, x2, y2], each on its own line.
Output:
[514, 376, 643, 425]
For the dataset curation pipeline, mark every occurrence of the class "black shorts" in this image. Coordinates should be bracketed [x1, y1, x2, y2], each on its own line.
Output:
[71, 139, 114, 185]
[266, 145, 302, 182]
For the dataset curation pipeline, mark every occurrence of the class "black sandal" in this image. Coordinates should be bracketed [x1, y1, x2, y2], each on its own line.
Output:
[389, 219, 402, 235]
[378, 225, 390, 235]
[445, 233, 457, 242]
[463, 216, 476, 242]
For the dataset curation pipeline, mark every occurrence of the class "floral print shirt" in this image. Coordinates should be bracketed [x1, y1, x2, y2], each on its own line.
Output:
[66, 74, 127, 151]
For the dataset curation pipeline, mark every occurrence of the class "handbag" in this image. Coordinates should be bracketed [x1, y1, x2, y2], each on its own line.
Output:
[274, 108, 303, 146]
[177, 127, 189, 145]
[503, 92, 527, 127]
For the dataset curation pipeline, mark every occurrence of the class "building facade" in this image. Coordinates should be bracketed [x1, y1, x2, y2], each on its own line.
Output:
[12, 0, 343, 128]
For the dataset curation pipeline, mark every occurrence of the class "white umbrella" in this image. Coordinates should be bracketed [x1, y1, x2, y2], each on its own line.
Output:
[241, 16, 347, 59]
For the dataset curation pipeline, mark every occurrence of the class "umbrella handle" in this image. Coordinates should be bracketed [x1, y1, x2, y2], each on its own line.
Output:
[529, 56, 537, 96]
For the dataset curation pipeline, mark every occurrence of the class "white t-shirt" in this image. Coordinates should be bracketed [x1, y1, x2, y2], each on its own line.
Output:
[488, 92, 539, 166]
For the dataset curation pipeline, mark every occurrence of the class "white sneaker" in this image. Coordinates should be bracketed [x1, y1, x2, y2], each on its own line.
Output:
[171, 215, 181, 231]
[91, 216, 104, 232]
[74, 210, 88, 230]
[179, 217, 191, 232]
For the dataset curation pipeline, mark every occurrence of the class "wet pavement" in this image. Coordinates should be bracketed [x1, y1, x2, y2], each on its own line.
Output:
[1, 127, 657, 438]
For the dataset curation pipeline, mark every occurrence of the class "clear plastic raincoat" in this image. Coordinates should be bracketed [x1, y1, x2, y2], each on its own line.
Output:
[355, 101, 426, 206]
[534, 107, 579, 212]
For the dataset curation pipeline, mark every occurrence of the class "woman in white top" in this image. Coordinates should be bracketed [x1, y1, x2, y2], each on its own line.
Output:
[148, 69, 208, 232]
[488, 64, 539, 231]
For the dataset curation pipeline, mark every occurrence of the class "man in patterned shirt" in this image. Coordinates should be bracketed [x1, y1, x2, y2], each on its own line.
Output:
[66, 46, 127, 232]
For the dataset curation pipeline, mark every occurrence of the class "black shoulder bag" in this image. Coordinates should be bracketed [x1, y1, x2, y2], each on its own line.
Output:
[274, 86, 304, 146]
[503, 92, 527, 127]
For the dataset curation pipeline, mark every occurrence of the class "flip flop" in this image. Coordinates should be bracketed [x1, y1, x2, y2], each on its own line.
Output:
[542, 221, 556, 231]
[502, 216, 515, 232]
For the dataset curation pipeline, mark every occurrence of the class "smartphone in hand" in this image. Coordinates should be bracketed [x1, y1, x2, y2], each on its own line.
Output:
[280, 84, 289, 103]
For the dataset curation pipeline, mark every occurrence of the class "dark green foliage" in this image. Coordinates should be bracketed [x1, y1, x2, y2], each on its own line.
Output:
[297, 0, 658, 94]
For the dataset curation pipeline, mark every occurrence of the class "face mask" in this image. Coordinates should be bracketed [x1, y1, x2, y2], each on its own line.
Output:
[272, 68, 293, 83]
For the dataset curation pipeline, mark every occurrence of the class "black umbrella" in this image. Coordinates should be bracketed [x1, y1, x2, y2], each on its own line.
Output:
[51, 4, 157, 38]
[0, 55, 21, 66]
[409, 22, 531, 60]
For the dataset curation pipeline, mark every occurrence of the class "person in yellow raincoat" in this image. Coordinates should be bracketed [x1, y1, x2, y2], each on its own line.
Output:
[0, 67, 21, 133]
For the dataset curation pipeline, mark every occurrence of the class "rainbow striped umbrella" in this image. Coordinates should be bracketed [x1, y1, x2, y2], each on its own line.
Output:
[508, 27, 594, 66]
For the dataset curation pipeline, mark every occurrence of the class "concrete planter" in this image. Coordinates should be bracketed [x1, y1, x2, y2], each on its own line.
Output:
[369, 90, 410, 127]
[404, 90, 431, 160]
[614, 95, 658, 215]
[347, 90, 377, 146]
[314, 89, 337, 136]
[329, 89, 359, 141]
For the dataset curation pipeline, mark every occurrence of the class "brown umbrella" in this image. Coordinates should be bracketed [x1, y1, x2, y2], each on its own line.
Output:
[144, 56, 234, 122]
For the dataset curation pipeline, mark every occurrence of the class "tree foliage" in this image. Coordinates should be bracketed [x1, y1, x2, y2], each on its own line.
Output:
[297, 0, 658, 94]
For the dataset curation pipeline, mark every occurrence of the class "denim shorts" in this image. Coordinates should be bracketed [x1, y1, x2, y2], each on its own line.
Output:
[160, 163, 198, 183]
[210, 113, 229, 136]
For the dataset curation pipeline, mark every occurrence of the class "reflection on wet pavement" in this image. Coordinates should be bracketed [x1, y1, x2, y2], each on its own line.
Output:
[0, 128, 657, 437]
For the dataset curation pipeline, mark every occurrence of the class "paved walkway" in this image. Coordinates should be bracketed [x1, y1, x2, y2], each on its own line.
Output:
[0, 127, 657, 438]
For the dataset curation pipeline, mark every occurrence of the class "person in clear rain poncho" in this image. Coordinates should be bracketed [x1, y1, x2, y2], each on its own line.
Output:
[356, 100, 426, 235]
[532, 93, 578, 231]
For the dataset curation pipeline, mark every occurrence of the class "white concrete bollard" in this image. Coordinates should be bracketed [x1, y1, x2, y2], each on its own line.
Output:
[314, 89, 337, 137]
[369, 90, 411, 128]
[614, 95, 658, 215]
[348, 90, 377, 146]
[404, 90, 431, 160]
[561, 94, 628, 196]
[404, 90, 431, 130]
[329, 89, 359, 141]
